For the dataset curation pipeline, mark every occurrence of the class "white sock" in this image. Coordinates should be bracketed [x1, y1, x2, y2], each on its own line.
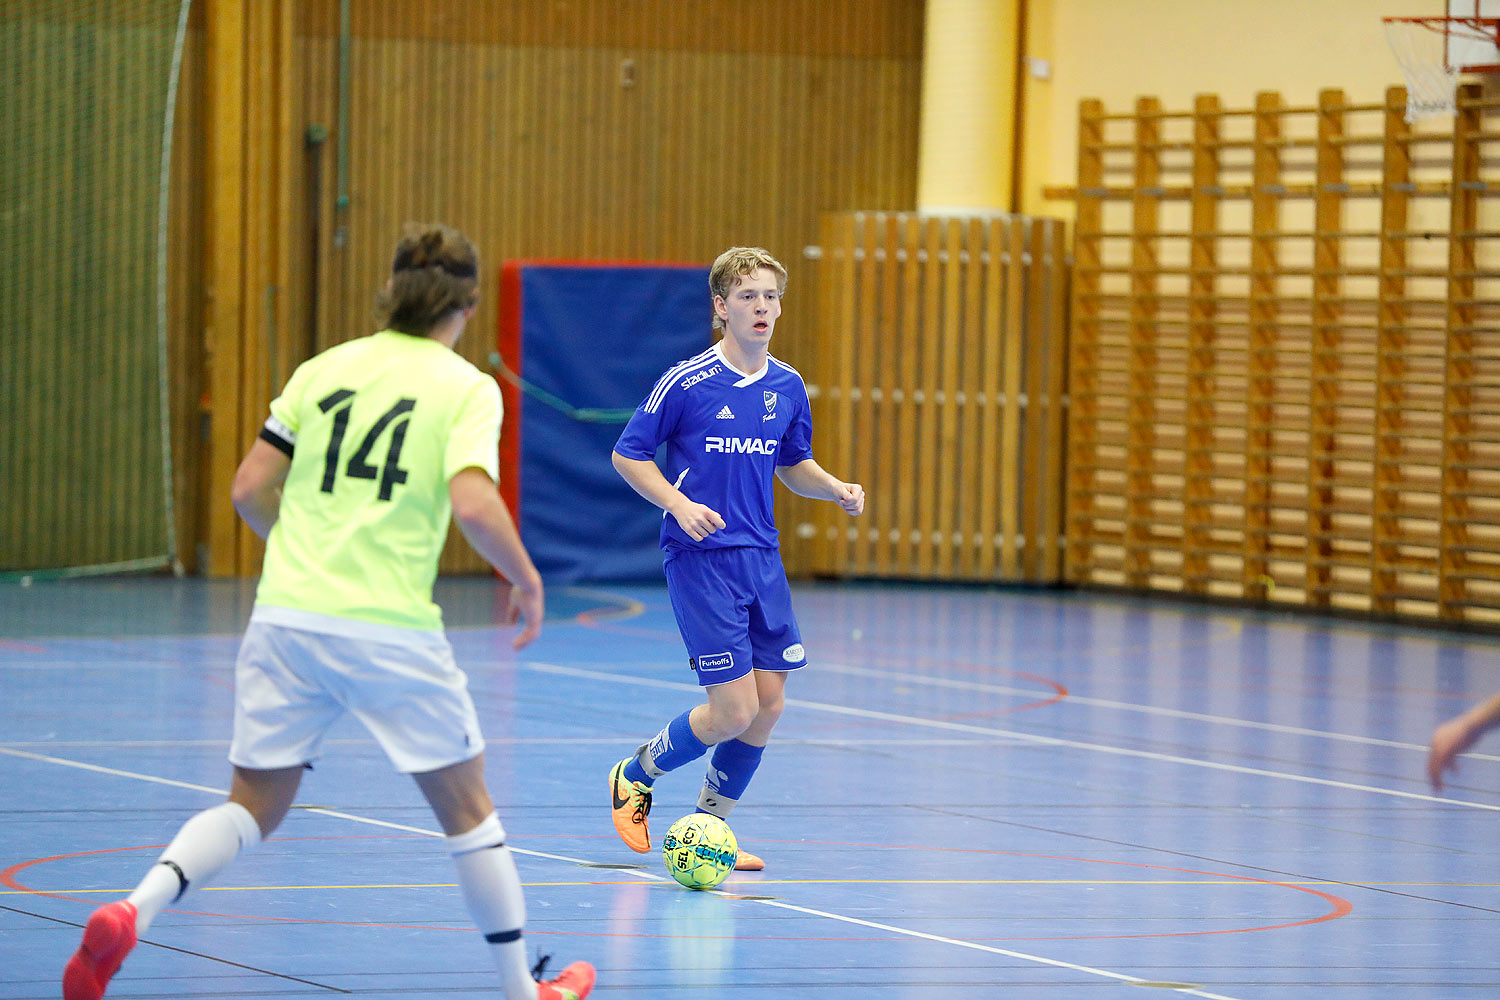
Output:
[448, 813, 536, 1000]
[127, 801, 262, 933]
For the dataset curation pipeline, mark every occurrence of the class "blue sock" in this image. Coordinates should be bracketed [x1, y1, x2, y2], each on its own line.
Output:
[697, 738, 765, 818]
[626, 710, 708, 786]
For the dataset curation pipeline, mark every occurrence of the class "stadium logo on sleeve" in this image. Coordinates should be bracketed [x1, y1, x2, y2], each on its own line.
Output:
[681, 365, 722, 390]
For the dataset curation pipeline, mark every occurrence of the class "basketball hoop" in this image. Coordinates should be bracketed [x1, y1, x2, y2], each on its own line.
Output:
[1384, 15, 1500, 121]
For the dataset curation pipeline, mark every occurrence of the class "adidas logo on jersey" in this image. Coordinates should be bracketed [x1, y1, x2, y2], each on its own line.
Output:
[715, 406, 735, 419]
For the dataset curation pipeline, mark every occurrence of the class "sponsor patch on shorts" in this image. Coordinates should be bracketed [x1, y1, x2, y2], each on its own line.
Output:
[695, 651, 735, 673]
[782, 643, 805, 663]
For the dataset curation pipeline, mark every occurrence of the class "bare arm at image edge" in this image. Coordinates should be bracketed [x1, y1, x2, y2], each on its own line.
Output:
[450, 466, 544, 650]
[1429, 690, 1500, 790]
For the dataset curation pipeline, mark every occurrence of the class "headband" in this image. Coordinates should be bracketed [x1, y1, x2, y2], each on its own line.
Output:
[393, 255, 477, 279]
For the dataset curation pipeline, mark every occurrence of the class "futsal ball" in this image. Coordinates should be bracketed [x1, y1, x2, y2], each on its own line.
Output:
[662, 813, 738, 890]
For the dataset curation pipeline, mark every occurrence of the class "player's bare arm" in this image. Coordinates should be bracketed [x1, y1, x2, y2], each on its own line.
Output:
[231, 439, 292, 540]
[1429, 690, 1500, 790]
[775, 458, 865, 516]
[611, 450, 727, 541]
[450, 466, 545, 649]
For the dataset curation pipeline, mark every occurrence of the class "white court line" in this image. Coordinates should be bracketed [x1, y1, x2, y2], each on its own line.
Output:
[2, 744, 1244, 999]
[815, 660, 1500, 763]
[0, 747, 227, 796]
[1, 737, 1013, 750]
[752, 898, 1241, 1000]
[526, 661, 1500, 812]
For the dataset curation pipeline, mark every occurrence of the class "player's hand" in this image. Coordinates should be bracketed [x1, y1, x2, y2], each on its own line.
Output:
[505, 578, 544, 650]
[1428, 715, 1479, 790]
[834, 481, 865, 516]
[670, 499, 727, 541]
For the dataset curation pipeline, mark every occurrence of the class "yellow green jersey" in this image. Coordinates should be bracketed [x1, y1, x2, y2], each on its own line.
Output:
[253, 330, 502, 630]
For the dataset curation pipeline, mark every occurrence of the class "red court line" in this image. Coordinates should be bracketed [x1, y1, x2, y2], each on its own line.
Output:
[6, 835, 1350, 943]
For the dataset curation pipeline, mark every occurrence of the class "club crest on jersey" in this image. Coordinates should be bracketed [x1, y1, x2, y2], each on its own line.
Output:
[764, 391, 777, 412]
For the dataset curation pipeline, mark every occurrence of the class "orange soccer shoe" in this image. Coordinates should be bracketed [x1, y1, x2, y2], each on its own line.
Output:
[62, 901, 139, 1000]
[534, 956, 597, 1000]
[608, 758, 653, 853]
[733, 849, 764, 872]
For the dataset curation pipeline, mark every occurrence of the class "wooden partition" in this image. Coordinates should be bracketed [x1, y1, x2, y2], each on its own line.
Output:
[1049, 85, 1500, 626]
[165, 0, 926, 575]
[778, 211, 1069, 583]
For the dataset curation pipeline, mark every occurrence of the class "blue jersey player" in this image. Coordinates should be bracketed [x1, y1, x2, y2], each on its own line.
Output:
[607, 247, 865, 871]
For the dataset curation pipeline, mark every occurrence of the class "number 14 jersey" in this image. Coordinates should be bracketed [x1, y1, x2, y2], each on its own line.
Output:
[255, 330, 502, 630]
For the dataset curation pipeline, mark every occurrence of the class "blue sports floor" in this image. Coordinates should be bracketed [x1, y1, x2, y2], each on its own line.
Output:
[2, 577, 1498, 998]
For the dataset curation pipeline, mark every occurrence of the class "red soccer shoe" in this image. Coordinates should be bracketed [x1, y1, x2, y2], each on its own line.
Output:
[535, 958, 597, 1000]
[63, 900, 139, 1000]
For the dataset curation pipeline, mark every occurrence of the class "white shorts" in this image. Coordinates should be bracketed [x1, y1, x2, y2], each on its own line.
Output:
[229, 608, 485, 774]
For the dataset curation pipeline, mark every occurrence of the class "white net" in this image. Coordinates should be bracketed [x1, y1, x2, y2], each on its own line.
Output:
[0, 0, 188, 577]
[1384, 16, 1495, 122]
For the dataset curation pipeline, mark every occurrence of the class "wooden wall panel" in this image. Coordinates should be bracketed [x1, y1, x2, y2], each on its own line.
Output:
[201, 0, 300, 576]
[166, 0, 921, 575]
[783, 211, 1071, 583]
[1051, 84, 1500, 627]
[299, 0, 924, 59]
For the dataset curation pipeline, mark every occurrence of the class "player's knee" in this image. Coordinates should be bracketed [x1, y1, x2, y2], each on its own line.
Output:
[709, 700, 758, 740]
[753, 687, 785, 725]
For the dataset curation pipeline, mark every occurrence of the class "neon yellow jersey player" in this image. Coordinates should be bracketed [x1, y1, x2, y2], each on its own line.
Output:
[251, 328, 502, 631]
[63, 225, 594, 1000]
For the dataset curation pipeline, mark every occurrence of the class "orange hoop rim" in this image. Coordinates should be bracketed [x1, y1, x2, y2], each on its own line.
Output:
[1382, 14, 1500, 41]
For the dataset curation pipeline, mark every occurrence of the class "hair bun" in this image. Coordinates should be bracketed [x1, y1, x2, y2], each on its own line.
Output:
[377, 224, 481, 334]
[393, 227, 455, 272]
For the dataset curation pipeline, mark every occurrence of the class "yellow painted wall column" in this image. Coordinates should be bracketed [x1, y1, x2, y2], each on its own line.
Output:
[203, 0, 247, 577]
[917, 0, 1020, 214]
[203, 0, 298, 576]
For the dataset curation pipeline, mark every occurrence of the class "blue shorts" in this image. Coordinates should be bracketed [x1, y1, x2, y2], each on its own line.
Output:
[663, 546, 806, 686]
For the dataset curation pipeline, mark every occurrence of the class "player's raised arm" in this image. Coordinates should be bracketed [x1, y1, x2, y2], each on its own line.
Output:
[612, 450, 727, 541]
[775, 458, 864, 516]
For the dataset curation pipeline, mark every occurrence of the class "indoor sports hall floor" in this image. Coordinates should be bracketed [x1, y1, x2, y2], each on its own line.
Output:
[2, 577, 1498, 998]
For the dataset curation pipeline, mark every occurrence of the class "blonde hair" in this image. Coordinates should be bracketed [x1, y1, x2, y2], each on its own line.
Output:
[709, 246, 787, 330]
[375, 223, 480, 335]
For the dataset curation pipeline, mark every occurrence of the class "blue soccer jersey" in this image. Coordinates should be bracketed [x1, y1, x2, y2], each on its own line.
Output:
[615, 342, 814, 552]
